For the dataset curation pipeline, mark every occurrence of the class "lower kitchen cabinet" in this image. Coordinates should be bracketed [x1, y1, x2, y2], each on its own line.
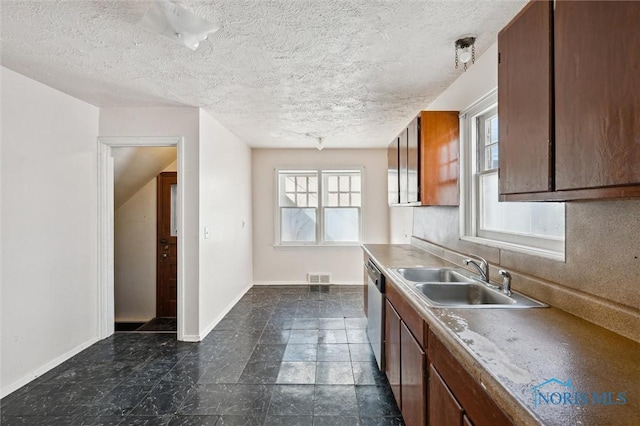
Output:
[385, 299, 402, 404]
[428, 329, 512, 426]
[384, 284, 427, 426]
[401, 321, 427, 426]
[429, 364, 464, 426]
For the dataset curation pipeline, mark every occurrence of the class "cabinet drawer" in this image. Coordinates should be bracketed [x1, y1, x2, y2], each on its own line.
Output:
[386, 280, 425, 348]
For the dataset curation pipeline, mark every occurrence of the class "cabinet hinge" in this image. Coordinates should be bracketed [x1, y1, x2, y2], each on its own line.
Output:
[498, 52, 501, 65]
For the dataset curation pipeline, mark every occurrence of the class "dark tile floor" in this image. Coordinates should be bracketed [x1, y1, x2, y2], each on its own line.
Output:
[1, 285, 404, 426]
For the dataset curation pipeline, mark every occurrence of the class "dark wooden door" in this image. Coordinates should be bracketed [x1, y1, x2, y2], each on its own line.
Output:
[400, 321, 426, 426]
[554, 0, 640, 191]
[385, 299, 402, 407]
[498, 0, 553, 195]
[157, 172, 177, 318]
[429, 364, 463, 426]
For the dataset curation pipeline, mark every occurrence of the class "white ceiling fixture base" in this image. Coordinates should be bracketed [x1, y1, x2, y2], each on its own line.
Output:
[138, 0, 219, 50]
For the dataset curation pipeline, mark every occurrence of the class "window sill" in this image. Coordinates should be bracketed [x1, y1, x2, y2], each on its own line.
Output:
[273, 243, 362, 249]
[460, 236, 565, 262]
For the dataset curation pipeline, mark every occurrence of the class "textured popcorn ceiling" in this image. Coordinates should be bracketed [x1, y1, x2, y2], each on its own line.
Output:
[1, 0, 526, 148]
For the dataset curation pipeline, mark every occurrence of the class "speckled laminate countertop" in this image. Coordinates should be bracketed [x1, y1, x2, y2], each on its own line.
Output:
[363, 244, 640, 426]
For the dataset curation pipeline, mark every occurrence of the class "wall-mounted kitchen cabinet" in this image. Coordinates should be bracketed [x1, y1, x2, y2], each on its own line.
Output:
[498, 0, 640, 202]
[419, 111, 460, 206]
[388, 111, 460, 206]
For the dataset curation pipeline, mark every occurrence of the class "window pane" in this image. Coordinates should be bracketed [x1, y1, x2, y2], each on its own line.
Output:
[351, 175, 361, 191]
[324, 208, 359, 242]
[285, 177, 296, 192]
[490, 116, 499, 143]
[308, 176, 318, 192]
[328, 193, 338, 206]
[308, 193, 318, 208]
[480, 172, 565, 239]
[328, 176, 338, 191]
[281, 208, 316, 242]
[297, 176, 307, 191]
[339, 193, 350, 206]
[339, 176, 350, 191]
[296, 193, 307, 207]
[351, 193, 361, 207]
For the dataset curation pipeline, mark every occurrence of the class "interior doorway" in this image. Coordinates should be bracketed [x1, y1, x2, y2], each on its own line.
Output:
[97, 137, 185, 340]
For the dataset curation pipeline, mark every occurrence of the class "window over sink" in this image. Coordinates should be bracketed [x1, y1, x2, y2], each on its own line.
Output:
[461, 90, 566, 259]
[276, 169, 362, 246]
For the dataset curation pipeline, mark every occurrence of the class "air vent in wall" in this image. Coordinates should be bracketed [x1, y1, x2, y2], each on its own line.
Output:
[308, 273, 331, 284]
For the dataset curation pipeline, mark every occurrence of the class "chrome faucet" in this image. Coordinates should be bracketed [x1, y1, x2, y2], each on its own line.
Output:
[464, 256, 489, 283]
[499, 270, 512, 296]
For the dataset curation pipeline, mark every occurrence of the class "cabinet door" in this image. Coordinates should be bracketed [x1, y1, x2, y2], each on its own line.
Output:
[555, 0, 640, 191]
[407, 116, 420, 204]
[429, 365, 463, 426]
[385, 300, 402, 407]
[388, 138, 400, 204]
[401, 321, 426, 426]
[399, 129, 409, 204]
[498, 0, 553, 195]
[420, 111, 460, 206]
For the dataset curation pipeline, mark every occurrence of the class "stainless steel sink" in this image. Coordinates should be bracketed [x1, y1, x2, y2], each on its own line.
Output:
[390, 267, 547, 309]
[413, 282, 547, 309]
[391, 267, 472, 283]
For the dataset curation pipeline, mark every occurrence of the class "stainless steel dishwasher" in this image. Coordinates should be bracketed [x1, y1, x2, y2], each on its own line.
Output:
[365, 259, 385, 370]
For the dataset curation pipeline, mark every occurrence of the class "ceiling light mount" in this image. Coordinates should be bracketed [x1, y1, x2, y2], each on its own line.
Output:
[139, 0, 219, 50]
[454, 36, 476, 71]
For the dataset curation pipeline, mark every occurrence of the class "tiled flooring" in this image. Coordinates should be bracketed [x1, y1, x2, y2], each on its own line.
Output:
[1, 285, 404, 425]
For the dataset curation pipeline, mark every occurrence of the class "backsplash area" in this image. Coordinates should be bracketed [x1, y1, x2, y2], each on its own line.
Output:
[404, 199, 640, 342]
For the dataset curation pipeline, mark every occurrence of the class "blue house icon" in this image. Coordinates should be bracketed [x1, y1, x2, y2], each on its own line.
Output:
[532, 378, 573, 408]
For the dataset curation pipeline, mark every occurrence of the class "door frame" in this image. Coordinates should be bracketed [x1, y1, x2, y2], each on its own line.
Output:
[97, 136, 185, 341]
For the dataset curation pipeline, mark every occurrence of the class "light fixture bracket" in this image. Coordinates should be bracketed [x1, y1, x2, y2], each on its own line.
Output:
[455, 36, 476, 50]
[139, 0, 219, 50]
[454, 35, 476, 71]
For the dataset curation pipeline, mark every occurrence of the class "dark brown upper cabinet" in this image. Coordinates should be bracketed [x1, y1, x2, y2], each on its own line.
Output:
[498, 0, 553, 196]
[388, 111, 460, 206]
[554, 0, 640, 193]
[498, 0, 640, 202]
[388, 123, 420, 206]
[420, 111, 460, 206]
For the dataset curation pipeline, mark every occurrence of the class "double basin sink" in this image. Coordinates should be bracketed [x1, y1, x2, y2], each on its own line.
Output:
[390, 267, 547, 309]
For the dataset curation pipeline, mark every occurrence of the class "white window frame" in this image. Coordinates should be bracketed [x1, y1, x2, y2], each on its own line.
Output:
[275, 168, 364, 247]
[459, 90, 566, 260]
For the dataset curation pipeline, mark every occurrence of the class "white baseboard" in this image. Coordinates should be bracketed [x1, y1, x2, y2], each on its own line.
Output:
[252, 281, 364, 286]
[192, 283, 254, 342]
[1, 336, 100, 399]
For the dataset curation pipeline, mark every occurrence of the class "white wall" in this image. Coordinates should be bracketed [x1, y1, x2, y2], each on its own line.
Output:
[113, 160, 176, 322]
[198, 110, 253, 337]
[1, 67, 100, 396]
[99, 107, 201, 339]
[252, 148, 389, 285]
[114, 178, 157, 322]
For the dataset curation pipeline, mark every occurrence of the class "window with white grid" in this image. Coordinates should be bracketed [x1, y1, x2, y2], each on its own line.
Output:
[461, 91, 565, 259]
[277, 170, 362, 245]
